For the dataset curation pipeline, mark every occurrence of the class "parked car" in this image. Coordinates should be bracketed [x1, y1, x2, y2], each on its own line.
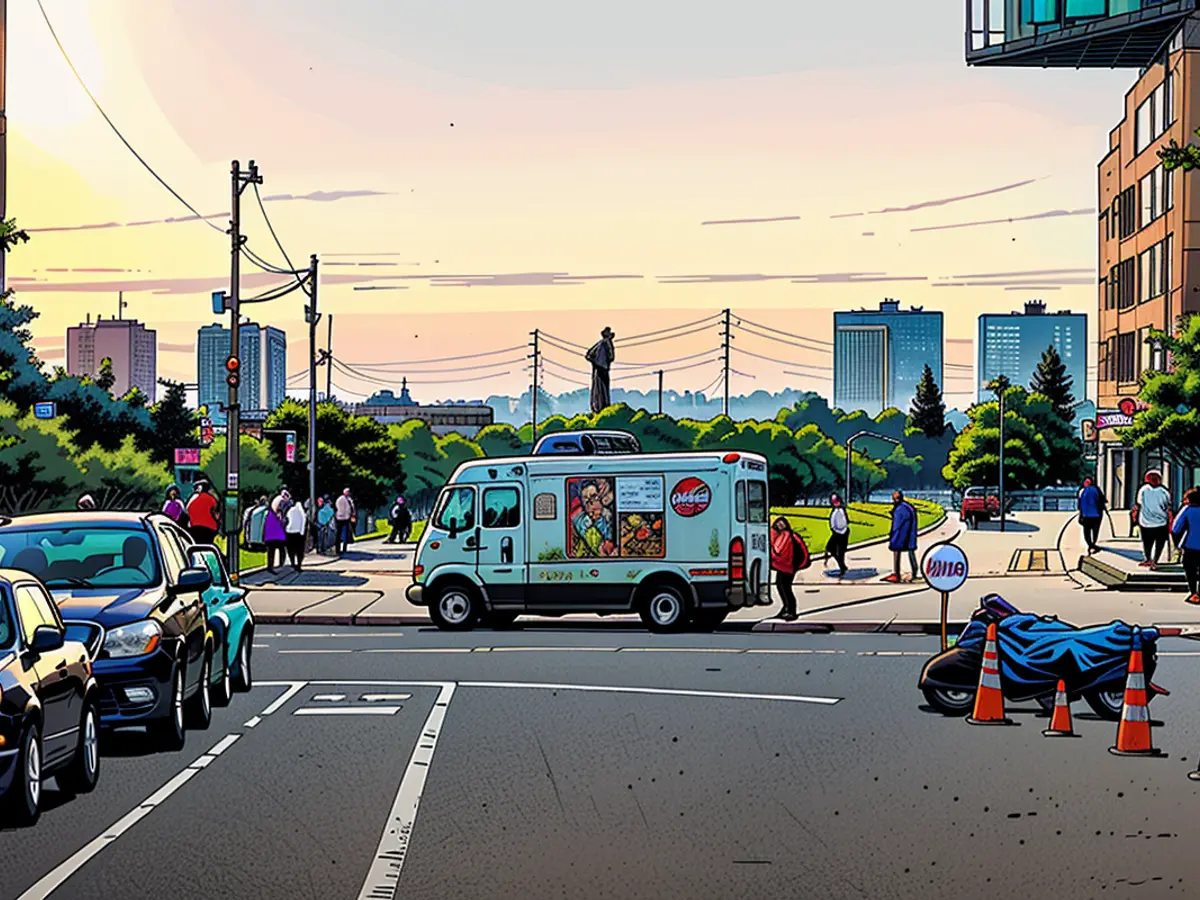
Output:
[0, 568, 103, 825]
[186, 545, 255, 704]
[0, 512, 214, 752]
[532, 430, 642, 456]
[960, 487, 1001, 528]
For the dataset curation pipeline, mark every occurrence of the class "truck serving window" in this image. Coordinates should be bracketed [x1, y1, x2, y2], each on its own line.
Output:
[482, 488, 520, 528]
[433, 487, 475, 531]
[747, 481, 767, 524]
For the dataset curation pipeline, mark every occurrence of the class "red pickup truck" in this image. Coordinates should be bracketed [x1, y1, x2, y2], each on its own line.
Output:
[960, 487, 1000, 528]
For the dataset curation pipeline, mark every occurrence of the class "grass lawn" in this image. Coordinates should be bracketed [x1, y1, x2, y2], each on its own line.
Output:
[771, 499, 944, 551]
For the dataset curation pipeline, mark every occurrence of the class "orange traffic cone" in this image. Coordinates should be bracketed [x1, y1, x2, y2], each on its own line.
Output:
[1110, 628, 1164, 758]
[966, 622, 1013, 726]
[1042, 679, 1077, 738]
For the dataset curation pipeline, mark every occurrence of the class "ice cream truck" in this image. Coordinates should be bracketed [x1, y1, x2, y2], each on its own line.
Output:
[406, 450, 772, 632]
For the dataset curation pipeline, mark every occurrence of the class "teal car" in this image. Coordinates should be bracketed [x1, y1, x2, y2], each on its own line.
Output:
[186, 545, 254, 706]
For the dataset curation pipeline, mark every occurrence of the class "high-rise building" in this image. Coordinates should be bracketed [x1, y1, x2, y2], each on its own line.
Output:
[833, 300, 943, 417]
[197, 322, 278, 424]
[263, 326, 287, 413]
[66, 314, 157, 401]
[977, 301, 1088, 403]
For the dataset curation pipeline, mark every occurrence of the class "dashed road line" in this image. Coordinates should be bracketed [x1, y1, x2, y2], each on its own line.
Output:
[295, 707, 403, 716]
[278, 648, 355, 655]
[458, 680, 841, 705]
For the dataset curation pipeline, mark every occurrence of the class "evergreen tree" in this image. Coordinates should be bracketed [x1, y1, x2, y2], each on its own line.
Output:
[1031, 344, 1075, 422]
[149, 380, 198, 468]
[95, 357, 116, 393]
[908, 364, 947, 438]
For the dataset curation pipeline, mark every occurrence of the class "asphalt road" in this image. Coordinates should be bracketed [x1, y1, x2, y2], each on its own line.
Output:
[6, 626, 1200, 899]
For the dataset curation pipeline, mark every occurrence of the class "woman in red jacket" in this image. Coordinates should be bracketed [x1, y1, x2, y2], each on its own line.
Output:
[770, 516, 810, 622]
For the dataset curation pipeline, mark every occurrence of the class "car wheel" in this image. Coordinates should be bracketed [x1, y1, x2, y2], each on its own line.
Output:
[921, 686, 976, 717]
[211, 646, 233, 708]
[232, 631, 253, 693]
[1085, 688, 1126, 721]
[429, 584, 479, 631]
[639, 584, 689, 633]
[150, 663, 187, 752]
[186, 650, 213, 730]
[59, 701, 101, 795]
[1, 723, 42, 826]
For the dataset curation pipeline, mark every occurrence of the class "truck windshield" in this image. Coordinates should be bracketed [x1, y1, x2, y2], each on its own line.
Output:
[433, 487, 476, 532]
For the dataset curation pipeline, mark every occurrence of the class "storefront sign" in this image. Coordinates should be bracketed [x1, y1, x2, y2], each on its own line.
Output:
[174, 448, 201, 466]
[1097, 411, 1133, 429]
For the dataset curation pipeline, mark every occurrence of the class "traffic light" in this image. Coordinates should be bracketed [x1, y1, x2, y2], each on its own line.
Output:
[226, 356, 240, 388]
[285, 432, 296, 463]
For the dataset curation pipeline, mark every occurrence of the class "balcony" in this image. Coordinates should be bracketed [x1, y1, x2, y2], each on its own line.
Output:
[966, 0, 1197, 67]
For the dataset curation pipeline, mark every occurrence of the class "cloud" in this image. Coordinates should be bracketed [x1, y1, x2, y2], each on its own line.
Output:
[31, 337, 64, 349]
[911, 208, 1094, 232]
[427, 273, 642, 287]
[159, 342, 196, 352]
[949, 267, 1093, 279]
[25, 190, 391, 234]
[700, 215, 802, 226]
[657, 272, 927, 285]
[861, 232, 875, 237]
[352, 285, 410, 291]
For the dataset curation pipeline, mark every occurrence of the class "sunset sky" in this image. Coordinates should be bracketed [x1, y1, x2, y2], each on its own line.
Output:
[7, 0, 1136, 407]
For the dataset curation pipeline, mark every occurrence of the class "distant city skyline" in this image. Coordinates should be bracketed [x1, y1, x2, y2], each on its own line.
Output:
[833, 300, 944, 418]
[65, 313, 156, 401]
[977, 300, 1087, 403]
[196, 321, 287, 423]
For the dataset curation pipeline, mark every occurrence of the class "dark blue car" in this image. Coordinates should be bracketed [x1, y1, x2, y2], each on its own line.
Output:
[0, 512, 215, 751]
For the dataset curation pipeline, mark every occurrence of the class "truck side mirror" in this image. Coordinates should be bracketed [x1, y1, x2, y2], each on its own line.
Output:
[448, 517, 459, 539]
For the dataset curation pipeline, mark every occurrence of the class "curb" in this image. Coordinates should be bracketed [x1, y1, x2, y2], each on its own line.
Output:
[833, 511, 951, 555]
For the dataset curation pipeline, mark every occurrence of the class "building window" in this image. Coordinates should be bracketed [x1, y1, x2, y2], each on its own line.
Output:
[1135, 80, 1169, 156]
[1100, 209, 1110, 243]
[1118, 186, 1137, 239]
[1163, 233, 1173, 293]
[1118, 332, 1137, 384]
[1104, 336, 1117, 382]
[1140, 166, 1168, 228]
[1101, 276, 1112, 311]
[1138, 326, 1153, 376]
[1117, 257, 1136, 309]
[1138, 244, 1162, 303]
[1164, 70, 1175, 128]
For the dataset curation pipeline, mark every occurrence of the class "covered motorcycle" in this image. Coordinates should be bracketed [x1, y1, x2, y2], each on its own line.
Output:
[918, 594, 1166, 721]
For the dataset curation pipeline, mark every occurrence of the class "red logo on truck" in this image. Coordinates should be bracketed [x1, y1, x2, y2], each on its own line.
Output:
[671, 477, 711, 517]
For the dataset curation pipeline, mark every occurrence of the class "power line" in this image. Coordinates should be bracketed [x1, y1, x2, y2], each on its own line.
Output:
[735, 314, 834, 348]
[731, 345, 833, 371]
[619, 322, 722, 351]
[613, 357, 722, 379]
[612, 313, 724, 345]
[331, 360, 515, 388]
[735, 323, 834, 355]
[539, 331, 588, 352]
[783, 370, 833, 381]
[610, 349, 720, 370]
[337, 354, 525, 377]
[340, 345, 528, 369]
[251, 182, 311, 289]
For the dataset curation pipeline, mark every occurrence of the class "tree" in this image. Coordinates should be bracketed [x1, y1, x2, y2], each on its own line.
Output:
[391, 420, 445, 517]
[909, 364, 947, 438]
[76, 436, 173, 510]
[1030, 344, 1076, 422]
[149, 380, 198, 468]
[200, 435, 284, 503]
[95, 357, 116, 393]
[1121, 314, 1200, 471]
[1023, 390, 1085, 486]
[0, 400, 86, 514]
[1159, 127, 1200, 172]
[475, 423, 527, 457]
[0, 218, 30, 272]
[942, 387, 1051, 491]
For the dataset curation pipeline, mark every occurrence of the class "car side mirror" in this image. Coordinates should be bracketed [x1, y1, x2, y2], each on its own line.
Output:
[31, 625, 64, 654]
[448, 517, 459, 539]
[175, 567, 213, 594]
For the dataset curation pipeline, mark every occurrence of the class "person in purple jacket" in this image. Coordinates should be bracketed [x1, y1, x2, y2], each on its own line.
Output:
[161, 486, 188, 528]
[1171, 487, 1200, 605]
[263, 495, 288, 573]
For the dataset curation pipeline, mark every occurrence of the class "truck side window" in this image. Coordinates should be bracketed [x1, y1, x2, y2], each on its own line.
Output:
[747, 481, 767, 524]
[736, 481, 747, 523]
[434, 487, 476, 531]
[482, 488, 520, 528]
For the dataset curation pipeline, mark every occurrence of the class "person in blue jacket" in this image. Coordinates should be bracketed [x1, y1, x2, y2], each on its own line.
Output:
[1078, 477, 1106, 555]
[1171, 487, 1200, 605]
[884, 490, 919, 584]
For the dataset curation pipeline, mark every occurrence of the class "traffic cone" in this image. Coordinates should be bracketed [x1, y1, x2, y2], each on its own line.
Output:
[966, 622, 1013, 726]
[1042, 679, 1078, 738]
[1109, 628, 1164, 757]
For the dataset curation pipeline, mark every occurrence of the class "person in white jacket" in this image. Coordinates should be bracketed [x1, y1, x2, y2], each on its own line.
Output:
[1134, 471, 1173, 570]
[334, 488, 356, 555]
[285, 499, 309, 572]
[825, 493, 850, 577]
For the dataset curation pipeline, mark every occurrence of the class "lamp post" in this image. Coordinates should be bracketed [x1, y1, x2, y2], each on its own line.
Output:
[986, 375, 1011, 533]
[845, 430, 902, 504]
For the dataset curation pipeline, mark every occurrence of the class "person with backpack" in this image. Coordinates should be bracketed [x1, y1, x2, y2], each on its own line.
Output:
[770, 516, 810, 622]
[387, 496, 412, 544]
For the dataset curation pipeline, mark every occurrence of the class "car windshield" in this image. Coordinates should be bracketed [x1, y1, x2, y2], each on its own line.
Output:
[0, 589, 14, 651]
[0, 525, 160, 589]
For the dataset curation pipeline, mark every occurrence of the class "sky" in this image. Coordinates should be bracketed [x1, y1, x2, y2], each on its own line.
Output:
[7, 0, 1137, 407]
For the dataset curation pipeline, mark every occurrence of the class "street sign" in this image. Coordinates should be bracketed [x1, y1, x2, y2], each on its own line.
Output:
[1097, 411, 1133, 429]
[1081, 419, 1096, 442]
[922, 542, 969, 651]
[33, 402, 57, 420]
[212, 291, 227, 315]
[227, 473, 239, 490]
[285, 431, 296, 463]
[174, 448, 201, 466]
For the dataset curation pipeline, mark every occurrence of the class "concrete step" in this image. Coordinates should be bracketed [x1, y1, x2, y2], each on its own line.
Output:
[1079, 554, 1188, 591]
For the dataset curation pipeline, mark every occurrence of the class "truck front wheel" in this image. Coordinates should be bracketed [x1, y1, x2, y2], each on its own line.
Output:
[429, 583, 480, 631]
[639, 584, 690, 633]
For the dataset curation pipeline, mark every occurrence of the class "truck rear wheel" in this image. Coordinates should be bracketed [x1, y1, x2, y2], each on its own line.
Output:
[430, 583, 480, 631]
[639, 584, 689, 633]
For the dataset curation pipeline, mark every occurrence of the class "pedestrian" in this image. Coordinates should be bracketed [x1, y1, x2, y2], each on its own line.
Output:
[884, 489, 919, 584]
[825, 493, 850, 578]
[263, 493, 288, 573]
[1170, 487, 1200, 605]
[387, 496, 412, 544]
[1134, 470, 1172, 569]
[76, 493, 97, 511]
[186, 481, 221, 546]
[770, 516, 810, 622]
[334, 487, 356, 555]
[243, 495, 269, 551]
[162, 486, 189, 528]
[1078, 477, 1106, 555]
[317, 495, 335, 553]
[285, 499, 308, 572]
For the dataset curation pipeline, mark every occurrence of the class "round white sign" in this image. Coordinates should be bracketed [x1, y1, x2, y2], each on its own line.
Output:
[921, 542, 969, 593]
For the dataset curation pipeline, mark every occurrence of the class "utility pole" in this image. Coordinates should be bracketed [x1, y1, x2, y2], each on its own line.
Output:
[0, 0, 7, 296]
[306, 254, 320, 524]
[325, 314, 333, 400]
[225, 160, 262, 580]
[117, 291, 126, 319]
[721, 309, 732, 418]
[988, 375, 1011, 534]
[657, 369, 664, 415]
[529, 329, 540, 443]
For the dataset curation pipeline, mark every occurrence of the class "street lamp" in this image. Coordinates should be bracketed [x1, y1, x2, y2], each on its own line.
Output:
[845, 430, 902, 504]
[986, 375, 1011, 533]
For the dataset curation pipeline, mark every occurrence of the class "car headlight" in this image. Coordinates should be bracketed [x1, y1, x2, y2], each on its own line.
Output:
[102, 621, 163, 658]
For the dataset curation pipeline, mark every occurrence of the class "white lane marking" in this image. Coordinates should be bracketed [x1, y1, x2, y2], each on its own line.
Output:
[745, 649, 847, 655]
[257, 681, 308, 716]
[619, 647, 744, 654]
[313, 693, 347, 702]
[278, 649, 355, 655]
[857, 651, 928, 657]
[16, 733, 242, 900]
[252, 643, 271, 649]
[286, 632, 406, 639]
[361, 648, 473, 654]
[244, 716, 262, 729]
[294, 707, 403, 717]
[458, 681, 841, 706]
[362, 694, 412, 702]
[488, 646, 617, 653]
[357, 682, 455, 900]
[1160, 651, 1200, 656]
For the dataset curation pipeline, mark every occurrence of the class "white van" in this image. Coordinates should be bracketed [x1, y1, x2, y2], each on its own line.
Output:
[406, 450, 772, 632]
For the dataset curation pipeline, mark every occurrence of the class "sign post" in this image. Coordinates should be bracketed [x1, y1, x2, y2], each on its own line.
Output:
[921, 542, 970, 651]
